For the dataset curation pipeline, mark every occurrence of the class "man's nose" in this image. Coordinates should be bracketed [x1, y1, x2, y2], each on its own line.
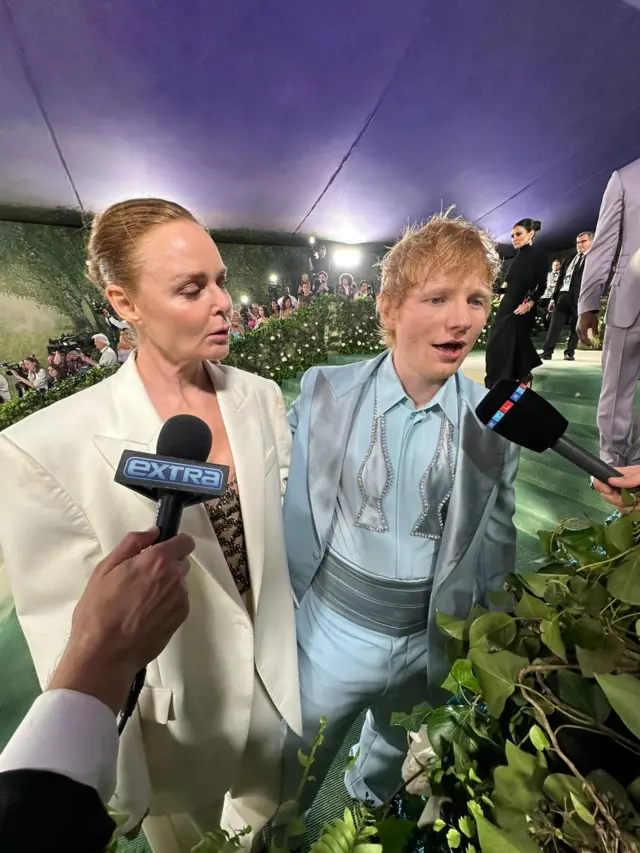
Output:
[446, 304, 473, 329]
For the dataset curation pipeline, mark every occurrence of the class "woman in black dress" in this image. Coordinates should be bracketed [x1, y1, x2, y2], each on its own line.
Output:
[485, 218, 548, 389]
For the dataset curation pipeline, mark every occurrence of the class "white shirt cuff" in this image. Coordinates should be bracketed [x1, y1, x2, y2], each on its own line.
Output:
[0, 689, 119, 803]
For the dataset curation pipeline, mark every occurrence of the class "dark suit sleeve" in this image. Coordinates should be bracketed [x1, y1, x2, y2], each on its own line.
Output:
[0, 769, 115, 852]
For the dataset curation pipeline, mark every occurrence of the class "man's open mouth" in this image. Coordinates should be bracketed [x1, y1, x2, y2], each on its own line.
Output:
[433, 341, 465, 354]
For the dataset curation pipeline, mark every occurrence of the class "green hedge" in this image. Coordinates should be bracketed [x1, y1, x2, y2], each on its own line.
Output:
[0, 296, 497, 431]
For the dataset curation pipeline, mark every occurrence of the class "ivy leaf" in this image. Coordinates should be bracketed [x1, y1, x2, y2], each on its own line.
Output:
[459, 816, 474, 838]
[374, 817, 417, 853]
[442, 658, 481, 695]
[518, 572, 570, 598]
[446, 828, 461, 849]
[540, 618, 567, 661]
[468, 649, 528, 718]
[529, 725, 551, 752]
[537, 530, 553, 553]
[570, 792, 595, 826]
[446, 637, 465, 665]
[557, 670, 611, 725]
[297, 749, 309, 767]
[568, 617, 605, 651]
[628, 777, 640, 804]
[575, 580, 611, 615]
[475, 815, 542, 853]
[607, 553, 640, 605]
[433, 819, 446, 833]
[466, 604, 489, 625]
[488, 590, 515, 610]
[494, 766, 541, 813]
[390, 701, 432, 733]
[576, 635, 624, 677]
[427, 705, 478, 759]
[604, 515, 635, 553]
[514, 591, 553, 620]
[595, 673, 640, 739]
[469, 612, 517, 652]
[544, 774, 588, 809]
[437, 611, 466, 640]
[505, 740, 539, 777]
[588, 769, 634, 808]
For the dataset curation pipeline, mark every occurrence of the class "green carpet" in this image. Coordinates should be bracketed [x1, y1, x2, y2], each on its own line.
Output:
[0, 350, 617, 850]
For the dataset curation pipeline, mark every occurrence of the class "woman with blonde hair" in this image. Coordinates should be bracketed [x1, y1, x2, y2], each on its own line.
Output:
[117, 327, 137, 363]
[0, 198, 301, 853]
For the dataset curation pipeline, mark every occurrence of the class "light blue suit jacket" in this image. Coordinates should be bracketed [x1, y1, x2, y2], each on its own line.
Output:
[283, 353, 520, 700]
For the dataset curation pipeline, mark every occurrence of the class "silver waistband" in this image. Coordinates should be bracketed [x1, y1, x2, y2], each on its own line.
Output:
[311, 549, 432, 637]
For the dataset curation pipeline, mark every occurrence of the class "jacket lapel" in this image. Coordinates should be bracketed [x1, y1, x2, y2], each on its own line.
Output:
[208, 364, 267, 607]
[307, 354, 385, 548]
[433, 393, 504, 596]
[91, 356, 255, 610]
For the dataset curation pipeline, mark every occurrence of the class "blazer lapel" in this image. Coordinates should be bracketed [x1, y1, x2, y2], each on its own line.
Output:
[208, 364, 267, 607]
[433, 395, 504, 596]
[91, 356, 248, 609]
[307, 355, 385, 548]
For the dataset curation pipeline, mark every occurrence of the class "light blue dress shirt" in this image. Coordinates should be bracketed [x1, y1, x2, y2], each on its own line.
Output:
[328, 352, 459, 580]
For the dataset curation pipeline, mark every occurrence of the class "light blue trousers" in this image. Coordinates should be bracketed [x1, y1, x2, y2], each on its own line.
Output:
[282, 587, 430, 813]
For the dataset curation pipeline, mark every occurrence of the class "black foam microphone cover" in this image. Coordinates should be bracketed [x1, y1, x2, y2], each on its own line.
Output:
[157, 414, 212, 462]
[475, 380, 568, 452]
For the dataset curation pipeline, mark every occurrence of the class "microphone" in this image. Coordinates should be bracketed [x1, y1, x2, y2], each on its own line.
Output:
[114, 414, 229, 734]
[475, 380, 622, 485]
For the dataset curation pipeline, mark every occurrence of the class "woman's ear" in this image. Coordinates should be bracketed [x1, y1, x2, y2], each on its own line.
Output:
[105, 285, 139, 325]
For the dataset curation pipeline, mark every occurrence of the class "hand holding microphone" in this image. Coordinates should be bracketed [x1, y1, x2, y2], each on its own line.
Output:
[49, 528, 195, 716]
[476, 380, 635, 488]
[592, 466, 640, 512]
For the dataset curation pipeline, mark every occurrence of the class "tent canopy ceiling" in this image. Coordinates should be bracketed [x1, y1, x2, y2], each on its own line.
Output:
[1, 0, 640, 249]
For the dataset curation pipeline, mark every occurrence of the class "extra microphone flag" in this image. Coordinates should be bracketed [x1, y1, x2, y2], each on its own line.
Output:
[476, 380, 622, 485]
[115, 414, 229, 503]
[475, 380, 568, 453]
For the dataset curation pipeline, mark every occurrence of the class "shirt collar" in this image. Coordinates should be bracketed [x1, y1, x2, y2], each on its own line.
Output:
[375, 351, 459, 425]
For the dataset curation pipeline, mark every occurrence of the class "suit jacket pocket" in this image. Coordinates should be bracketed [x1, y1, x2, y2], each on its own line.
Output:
[139, 687, 173, 724]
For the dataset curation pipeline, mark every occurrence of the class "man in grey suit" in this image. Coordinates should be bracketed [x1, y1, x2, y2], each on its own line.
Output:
[280, 213, 519, 820]
[577, 157, 640, 466]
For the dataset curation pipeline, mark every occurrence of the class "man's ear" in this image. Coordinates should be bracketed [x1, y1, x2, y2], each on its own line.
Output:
[105, 285, 140, 326]
[377, 292, 397, 335]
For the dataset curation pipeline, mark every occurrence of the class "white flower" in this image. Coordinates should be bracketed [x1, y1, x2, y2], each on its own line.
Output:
[401, 727, 436, 795]
[282, 357, 287, 362]
[401, 728, 450, 826]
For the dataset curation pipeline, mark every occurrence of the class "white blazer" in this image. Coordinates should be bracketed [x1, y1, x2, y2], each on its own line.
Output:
[0, 355, 301, 827]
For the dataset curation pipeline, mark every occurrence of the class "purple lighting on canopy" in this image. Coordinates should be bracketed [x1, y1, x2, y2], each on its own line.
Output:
[1, 0, 640, 248]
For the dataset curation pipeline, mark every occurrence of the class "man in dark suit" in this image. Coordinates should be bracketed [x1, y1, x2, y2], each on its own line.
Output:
[540, 231, 594, 360]
[0, 527, 194, 852]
